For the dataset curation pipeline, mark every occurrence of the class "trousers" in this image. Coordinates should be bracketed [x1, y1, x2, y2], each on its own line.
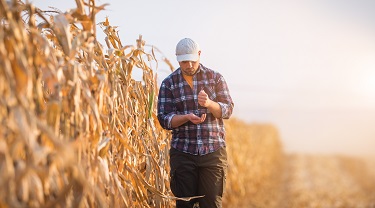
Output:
[169, 147, 227, 208]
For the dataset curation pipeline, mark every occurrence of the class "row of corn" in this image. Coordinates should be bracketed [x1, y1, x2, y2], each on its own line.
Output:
[0, 0, 284, 207]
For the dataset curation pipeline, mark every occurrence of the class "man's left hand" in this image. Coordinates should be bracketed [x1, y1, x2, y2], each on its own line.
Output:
[198, 90, 212, 107]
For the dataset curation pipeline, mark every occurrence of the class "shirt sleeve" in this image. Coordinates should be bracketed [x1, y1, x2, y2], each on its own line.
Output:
[216, 75, 234, 119]
[157, 81, 176, 130]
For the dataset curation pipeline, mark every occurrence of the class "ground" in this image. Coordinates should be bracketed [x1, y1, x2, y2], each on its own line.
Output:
[276, 154, 375, 208]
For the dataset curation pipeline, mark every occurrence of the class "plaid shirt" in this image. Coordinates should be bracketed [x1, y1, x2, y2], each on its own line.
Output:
[157, 64, 234, 155]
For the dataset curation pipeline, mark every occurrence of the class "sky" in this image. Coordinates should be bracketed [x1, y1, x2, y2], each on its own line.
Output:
[31, 0, 375, 157]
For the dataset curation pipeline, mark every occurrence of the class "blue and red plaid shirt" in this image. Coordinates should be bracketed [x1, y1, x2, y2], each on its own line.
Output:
[157, 64, 234, 155]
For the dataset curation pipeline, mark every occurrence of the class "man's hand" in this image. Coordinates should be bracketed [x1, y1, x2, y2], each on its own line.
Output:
[170, 113, 206, 128]
[198, 89, 223, 119]
[187, 113, 206, 124]
[198, 90, 212, 107]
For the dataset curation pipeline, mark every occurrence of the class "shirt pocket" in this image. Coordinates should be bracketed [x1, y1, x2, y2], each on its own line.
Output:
[174, 95, 194, 112]
[203, 86, 217, 101]
[174, 96, 185, 112]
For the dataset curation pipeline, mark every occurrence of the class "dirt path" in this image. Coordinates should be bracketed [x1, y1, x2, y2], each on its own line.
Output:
[278, 154, 375, 208]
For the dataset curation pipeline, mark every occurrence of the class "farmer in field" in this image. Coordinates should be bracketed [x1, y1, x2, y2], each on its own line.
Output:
[157, 38, 234, 208]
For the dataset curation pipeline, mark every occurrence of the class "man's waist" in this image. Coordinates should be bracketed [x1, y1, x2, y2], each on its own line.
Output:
[171, 140, 226, 156]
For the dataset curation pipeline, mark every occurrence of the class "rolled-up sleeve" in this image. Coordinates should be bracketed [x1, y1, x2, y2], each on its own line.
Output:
[217, 102, 234, 119]
[216, 75, 234, 119]
[157, 82, 175, 130]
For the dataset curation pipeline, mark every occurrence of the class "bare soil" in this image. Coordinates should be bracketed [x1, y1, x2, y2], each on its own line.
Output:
[276, 154, 375, 208]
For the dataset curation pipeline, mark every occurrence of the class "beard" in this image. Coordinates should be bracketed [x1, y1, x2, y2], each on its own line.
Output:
[181, 67, 197, 76]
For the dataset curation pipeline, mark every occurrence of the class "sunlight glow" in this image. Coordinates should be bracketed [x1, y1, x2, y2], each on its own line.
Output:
[358, 54, 375, 96]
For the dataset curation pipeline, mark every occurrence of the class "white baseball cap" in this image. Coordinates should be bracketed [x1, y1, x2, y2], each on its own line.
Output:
[175, 38, 200, 62]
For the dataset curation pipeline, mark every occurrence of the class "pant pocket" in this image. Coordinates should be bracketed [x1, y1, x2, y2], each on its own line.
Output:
[170, 169, 177, 196]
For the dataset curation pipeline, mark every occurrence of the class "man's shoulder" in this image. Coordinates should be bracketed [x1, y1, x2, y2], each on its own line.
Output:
[200, 64, 222, 78]
[161, 68, 181, 85]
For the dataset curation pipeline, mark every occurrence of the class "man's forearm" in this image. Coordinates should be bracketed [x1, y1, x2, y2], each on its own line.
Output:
[207, 101, 222, 118]
[170, 114, 189, 128]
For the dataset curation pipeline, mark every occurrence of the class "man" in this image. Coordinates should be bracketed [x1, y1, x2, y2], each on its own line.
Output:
[157, 38, 234, 208]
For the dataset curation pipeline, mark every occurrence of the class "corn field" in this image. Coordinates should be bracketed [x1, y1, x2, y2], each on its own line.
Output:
[224, 119, 375, 208]
[0, 0, 175, 207]
[1, 1, 375, 208]
[223, 119, 284, 208]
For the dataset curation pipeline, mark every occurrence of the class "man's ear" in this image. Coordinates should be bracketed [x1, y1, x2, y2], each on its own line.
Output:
[198, 51, 201, 56]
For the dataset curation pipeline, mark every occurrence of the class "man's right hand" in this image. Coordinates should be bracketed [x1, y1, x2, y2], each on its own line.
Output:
[187, 113, 206, 124]
[171, 113, 206, 128]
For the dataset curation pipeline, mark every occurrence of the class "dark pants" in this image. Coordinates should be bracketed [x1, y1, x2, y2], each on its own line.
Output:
[169, 147, 227, 208]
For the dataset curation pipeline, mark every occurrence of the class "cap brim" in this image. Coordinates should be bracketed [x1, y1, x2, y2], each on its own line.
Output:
[176, 54, 199, 62]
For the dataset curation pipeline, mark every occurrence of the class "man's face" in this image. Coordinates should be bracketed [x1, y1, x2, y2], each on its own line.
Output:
[179, 60, 200, 76]
[178, 51, 201, 76]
